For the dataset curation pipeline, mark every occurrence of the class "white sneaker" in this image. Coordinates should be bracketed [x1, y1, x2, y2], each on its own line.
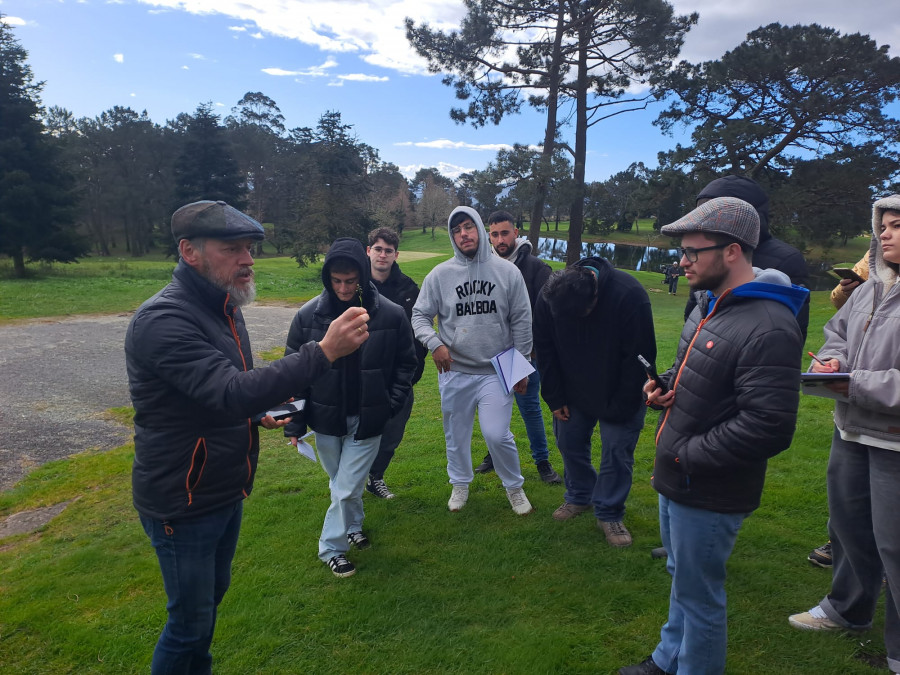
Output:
[788, 605, 842, 631]
[448, 484, 469, 511]
[506, 487, 534, 515]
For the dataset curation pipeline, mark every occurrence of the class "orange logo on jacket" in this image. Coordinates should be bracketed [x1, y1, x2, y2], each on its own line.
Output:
[706, 340, 714, 349]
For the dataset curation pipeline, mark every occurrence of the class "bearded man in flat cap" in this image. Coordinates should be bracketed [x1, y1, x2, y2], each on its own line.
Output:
[620, 197, 808, 675]
[125, 200, 369, 673]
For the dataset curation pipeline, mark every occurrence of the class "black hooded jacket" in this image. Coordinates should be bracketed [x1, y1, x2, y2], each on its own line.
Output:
[533, 256, 656, 423]
[284, 238, 417, 440]
[685, 175, 810, 344]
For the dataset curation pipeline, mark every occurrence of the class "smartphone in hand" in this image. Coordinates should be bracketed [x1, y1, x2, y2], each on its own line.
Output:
[638, 355, 667, 393]
[829, 267, 865, 284]
[265, 399, 305, 420]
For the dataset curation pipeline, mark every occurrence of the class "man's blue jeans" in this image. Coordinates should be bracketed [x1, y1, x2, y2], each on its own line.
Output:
[652, 496, 748, 675]
[513, 362, 549, 465]
[552, 403, 645, 521]
[139, 500, 243, 675]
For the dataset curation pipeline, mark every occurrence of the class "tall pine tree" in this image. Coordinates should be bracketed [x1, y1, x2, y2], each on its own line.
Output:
[173, 102, 246, 209]
[0, 18, 86, 277]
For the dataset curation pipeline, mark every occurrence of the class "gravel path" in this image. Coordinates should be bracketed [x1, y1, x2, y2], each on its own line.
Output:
[0, 305, 299, 493]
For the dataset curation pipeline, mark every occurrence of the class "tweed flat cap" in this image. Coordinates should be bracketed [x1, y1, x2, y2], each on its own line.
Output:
[171, 200, 265, 243]
[661, 196, 760, 249]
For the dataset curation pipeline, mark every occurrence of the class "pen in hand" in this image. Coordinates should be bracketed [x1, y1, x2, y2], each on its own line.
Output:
[807, 351, 826, 367]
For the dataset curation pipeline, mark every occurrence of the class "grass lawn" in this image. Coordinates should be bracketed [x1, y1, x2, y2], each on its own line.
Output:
[0, 228, 889, 674]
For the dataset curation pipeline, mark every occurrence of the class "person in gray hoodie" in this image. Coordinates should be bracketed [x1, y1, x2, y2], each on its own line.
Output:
[789, 195, 900, 675]
[411, 206, 535, 515]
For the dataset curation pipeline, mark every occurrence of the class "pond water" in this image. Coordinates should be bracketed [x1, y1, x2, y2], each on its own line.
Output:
[536, 237, 837, 291]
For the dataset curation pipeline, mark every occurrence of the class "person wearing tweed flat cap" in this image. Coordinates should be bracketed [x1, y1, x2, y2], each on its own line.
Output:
[620, 197, 809, 675]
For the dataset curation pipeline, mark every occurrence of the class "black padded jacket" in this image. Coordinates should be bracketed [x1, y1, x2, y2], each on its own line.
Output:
[126, 260, 330, 520]
[284, 238, 418, 440]
[653, 285, 803, 514]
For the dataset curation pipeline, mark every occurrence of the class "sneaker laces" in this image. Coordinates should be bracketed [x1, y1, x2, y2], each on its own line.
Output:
[370, 479, 393, 498]
[606, 521, 627, 535]
[507, 488, 526, 507]
[809, 606, 828, 619]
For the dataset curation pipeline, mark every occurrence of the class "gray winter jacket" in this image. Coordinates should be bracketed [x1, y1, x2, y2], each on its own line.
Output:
[818, 194, 900, 451]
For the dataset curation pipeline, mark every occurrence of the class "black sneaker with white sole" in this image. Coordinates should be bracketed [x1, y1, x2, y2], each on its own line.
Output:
[808, 540, 832, 568]
[366, 475, 396, 499]
[347, 531, 371, 550]
[327, 554, 356, 578]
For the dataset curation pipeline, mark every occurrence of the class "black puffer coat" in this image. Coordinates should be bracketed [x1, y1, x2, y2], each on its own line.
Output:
[126, 261, 330, 520]
[284, 238, 417, 440]
[653, 283, 803, 513]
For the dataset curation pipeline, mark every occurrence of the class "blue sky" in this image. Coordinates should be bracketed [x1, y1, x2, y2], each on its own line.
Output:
[2, 0, 897, 183]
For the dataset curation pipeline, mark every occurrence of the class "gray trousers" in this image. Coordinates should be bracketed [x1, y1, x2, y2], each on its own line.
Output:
[368, 390, 414, 479]
[820, 428, 900, 672]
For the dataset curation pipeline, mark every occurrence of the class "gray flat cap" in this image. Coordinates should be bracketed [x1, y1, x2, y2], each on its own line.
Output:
[171, 200, 265, 243]
[661, 196, 760, 249]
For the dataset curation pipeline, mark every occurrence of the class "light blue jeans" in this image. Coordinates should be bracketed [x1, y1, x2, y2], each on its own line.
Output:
[315, 416, 381, 562]
[652, 496, 748, 675]
[552, 404, 645, 522]
[513, 359, 550, 465]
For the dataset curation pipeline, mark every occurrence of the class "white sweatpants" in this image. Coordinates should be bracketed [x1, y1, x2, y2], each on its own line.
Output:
[437, 371, 524, 489]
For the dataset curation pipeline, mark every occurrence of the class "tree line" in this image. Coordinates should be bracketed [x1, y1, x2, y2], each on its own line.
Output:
[2, 6, 900, 278]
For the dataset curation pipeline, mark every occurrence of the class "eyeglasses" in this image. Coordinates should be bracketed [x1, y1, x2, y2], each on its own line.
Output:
[371, 246, 396, 256]
[679, 243, 729, 263]
[450, 223, 478, 236]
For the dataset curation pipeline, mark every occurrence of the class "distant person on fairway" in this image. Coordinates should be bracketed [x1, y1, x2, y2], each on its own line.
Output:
[284, 237, 417, 578]
[363, 227, 428, 500]
[126, 200, 368, 673]
[411, 206, 535, 515]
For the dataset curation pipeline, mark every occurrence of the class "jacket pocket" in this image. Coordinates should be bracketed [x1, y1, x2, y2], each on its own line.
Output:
[185, 437, 208, 505]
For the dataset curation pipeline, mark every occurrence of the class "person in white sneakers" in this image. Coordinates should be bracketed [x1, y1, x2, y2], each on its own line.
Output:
[789, 196, 900, 675]
[411, 207, 534, 515]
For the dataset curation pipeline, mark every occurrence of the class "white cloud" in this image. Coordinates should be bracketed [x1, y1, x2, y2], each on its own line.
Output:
[669, 0, 899, 61]
[136, 0, 461, 74]
[182, 65, 189, 70]
[262, 58, 339, 78]
[337, 73, 389, 83]
[113, 53, 124, 63]
[130, 93, 136, 97]
[250, 32, 264, 39]
[0, 16, 28, 26]
[396, 139, 520, 152]
[398, 161, 475, 181]
[188, 53, 206, 60]
[134, 0, 897, 83]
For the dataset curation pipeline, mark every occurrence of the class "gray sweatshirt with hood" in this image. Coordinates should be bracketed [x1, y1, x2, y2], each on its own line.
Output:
[411, 206, 532, 375]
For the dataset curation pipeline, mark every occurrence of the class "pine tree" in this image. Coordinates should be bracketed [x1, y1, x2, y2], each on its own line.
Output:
[0, 18, 86, 277]
[173, 102, 246, 209]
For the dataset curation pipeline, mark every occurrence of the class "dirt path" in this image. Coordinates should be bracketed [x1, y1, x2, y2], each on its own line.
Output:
[0, 304, 299, 493]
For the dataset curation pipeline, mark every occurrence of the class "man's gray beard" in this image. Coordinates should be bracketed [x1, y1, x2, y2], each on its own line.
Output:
[200, 260, 257, 306]
[228, 281, 257, 307]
